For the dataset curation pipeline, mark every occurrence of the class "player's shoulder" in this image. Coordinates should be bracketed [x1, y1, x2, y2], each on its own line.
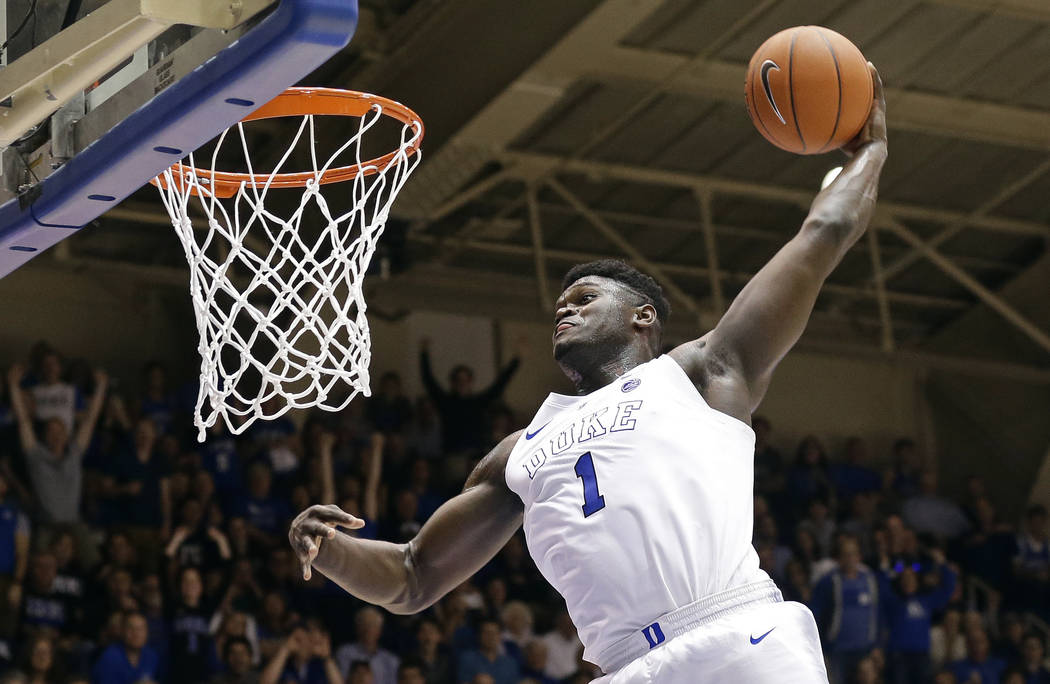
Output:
[463, 429, 524, 491]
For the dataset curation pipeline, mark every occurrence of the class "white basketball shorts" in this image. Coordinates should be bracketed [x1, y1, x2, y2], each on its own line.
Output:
[591, 596, 828, 683]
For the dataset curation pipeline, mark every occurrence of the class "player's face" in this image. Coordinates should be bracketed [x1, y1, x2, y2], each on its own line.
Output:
[552, 277, 636, 361]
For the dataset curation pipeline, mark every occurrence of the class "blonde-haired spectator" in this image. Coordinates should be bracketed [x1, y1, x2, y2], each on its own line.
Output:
[499, 600, 533, 662]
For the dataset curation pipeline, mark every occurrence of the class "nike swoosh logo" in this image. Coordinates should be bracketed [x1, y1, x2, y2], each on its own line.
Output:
[525, 421, 551, 440]
[750, 627, 775, 645]
[759, 59, 787, 125]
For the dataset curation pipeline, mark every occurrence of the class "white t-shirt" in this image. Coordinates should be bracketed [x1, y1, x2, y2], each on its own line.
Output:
[30, 382, 80, 432]
[540, 630, 583, 679]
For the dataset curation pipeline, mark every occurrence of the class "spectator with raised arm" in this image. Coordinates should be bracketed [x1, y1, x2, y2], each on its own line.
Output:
[9, 363, 106, 566]
[26, 349, 82, 433]
[9, 363, 106, 522]
[418, 339, 522, 457]
[164, 497, 232, 587]
[879, 548, 957, 684]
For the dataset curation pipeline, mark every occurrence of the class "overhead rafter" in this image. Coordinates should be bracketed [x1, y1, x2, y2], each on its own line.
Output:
[579, 48, 1050, 153]
[503, 152, 1050, 238]
[883, 218, 1050, 354]
[925, 0, 1050, 22]
[455, 197, 1024, 275]
[421, 0, 1050, 160]
[406, 233, 969, 312]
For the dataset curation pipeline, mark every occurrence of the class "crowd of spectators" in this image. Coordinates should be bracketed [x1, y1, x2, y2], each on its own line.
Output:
[0, 339, 1045, 684]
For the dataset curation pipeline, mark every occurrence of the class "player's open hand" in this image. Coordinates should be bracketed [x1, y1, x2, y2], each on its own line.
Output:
[288, 504, 364, 580]
[842, 62, 886, 157]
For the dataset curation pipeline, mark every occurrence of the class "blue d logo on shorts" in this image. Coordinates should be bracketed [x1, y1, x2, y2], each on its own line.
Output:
[642, 622, 666, 649]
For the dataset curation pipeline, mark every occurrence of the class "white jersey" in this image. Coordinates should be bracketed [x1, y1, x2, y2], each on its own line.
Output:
[505, 355, 768, 667]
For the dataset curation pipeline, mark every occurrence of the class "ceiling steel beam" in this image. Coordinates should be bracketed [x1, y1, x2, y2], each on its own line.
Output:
[866, 227, 896, 353]
[505, 152, 1050, 238]
[583, 47, 1050, 153]
[456, 197, 1023, 274]
[424, 0, 1050, 155]
[407, 233, 969, 312]
[883, 219, 1050, 354]
[870, 156, 1050, 285]
[526, 183, 552, 312]
[695, 189, 725, 314]
[924, 0, 1050, 21]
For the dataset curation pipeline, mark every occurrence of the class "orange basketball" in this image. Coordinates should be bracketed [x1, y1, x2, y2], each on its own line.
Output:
[745, 26, 873, 155]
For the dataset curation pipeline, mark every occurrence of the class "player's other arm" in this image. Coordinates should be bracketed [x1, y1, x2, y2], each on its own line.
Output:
[288, 430, 524, 614]
[672, 65, 887, 413]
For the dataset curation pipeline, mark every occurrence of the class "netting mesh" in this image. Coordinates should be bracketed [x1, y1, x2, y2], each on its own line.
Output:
[155, 102, 422, 441]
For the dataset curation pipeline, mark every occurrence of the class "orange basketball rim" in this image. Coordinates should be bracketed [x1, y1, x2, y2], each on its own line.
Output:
[152, 87, 425, 199]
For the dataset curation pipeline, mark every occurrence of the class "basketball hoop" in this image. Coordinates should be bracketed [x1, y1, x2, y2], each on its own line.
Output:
[153, 87, 424, 441]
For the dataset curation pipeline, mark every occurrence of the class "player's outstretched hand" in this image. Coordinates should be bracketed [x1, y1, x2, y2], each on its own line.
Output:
[289, 504, 364, 580]
[842, 62, 886, 157]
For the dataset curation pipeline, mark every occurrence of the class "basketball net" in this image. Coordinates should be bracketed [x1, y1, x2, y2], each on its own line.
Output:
[154, 90, 423, 441]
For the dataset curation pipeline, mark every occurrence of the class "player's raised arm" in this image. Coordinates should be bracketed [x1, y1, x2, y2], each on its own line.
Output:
[288, 430, 524, 614]
[674, 64, 887, 413]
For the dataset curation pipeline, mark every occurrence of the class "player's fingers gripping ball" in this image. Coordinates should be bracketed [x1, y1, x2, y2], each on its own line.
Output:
[745, 25, 873, 155]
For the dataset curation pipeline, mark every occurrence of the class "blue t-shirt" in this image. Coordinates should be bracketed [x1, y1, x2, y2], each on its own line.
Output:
[91, 644, 161, 684]
[457, 650, 520, 684]
[278, 658, 329, 684]
[881, 565, 957, 652]
[140, 395, 176, 435]
[236, 494, 291, 536]
[201, 434, 243, 496]
[811, 568, 878, 652]
[950, 657, 1006, 684]
[831, 463, 882, 498]
[0, 502, 27, 575]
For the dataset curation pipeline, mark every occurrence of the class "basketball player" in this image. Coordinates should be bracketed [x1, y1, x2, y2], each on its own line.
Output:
[289, 65, 887, 682]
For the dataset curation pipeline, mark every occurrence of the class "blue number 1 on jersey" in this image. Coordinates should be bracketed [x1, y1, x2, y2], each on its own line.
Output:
[574, 451, 606, 517]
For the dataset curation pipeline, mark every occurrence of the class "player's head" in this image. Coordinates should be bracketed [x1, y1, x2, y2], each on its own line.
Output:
[554, 260, 670, 369]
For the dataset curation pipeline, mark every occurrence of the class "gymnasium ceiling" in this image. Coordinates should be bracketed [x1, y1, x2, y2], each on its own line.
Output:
[40, 0, 1050, 380]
